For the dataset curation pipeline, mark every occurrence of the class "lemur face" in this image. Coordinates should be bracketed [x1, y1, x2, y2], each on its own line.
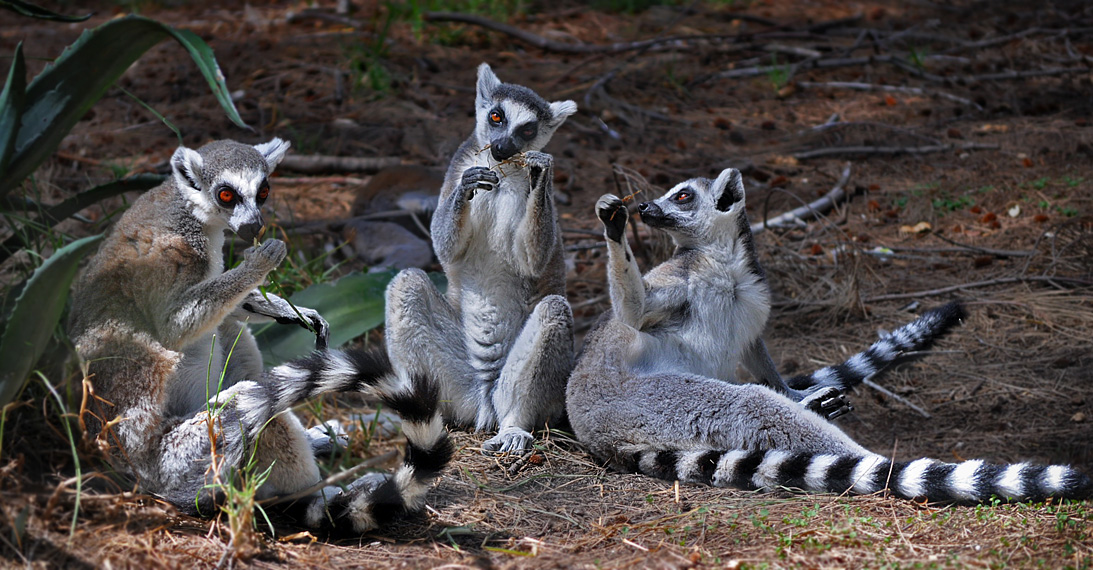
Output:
[474, 63, 577, 162]
[638, 168, 747, 246]
[171, 138, 290, 243]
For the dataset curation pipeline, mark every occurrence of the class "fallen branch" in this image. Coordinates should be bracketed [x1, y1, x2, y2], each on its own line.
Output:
[279, 155, 401, 174]
[273, 176, 369, 185]
[862, 275, 1093, 303]
[751, 162, 852, 234]
[862, 378, 931, 419]
[796, 81, 982, 110]
[793, 142, 997, 161]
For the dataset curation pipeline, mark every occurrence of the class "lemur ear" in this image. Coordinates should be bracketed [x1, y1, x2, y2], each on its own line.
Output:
[254, 138, 290, 170]
[549, 100, 578, 127]
[170, 146, 204, 191]
[712, 168, 745, 212]
[476, 63, 501, 107]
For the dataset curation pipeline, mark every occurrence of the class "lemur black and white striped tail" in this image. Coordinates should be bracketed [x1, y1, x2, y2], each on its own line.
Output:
[627, 447, 1092, 504]
[298, 370, 455, 533]
[787, 301, 967, 391]
[234, 348, 453, 532]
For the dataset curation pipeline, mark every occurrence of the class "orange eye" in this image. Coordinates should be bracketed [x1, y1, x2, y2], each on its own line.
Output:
[217, 188, 235, 204]
[257, 183, 269, 201]
[675, 192, 690, 201]
[490, 111, 503, 124]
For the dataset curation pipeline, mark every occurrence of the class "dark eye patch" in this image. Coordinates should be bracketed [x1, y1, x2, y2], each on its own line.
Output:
[489, 108, 505, 126]
[671, 188, 695, 204]
[517, 121, 538, 140]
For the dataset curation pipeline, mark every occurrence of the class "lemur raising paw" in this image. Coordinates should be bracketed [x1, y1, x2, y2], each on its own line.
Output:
[567, 168, 1090, 503]
[385, 63, 577, 455]
[69, 139, 452, 533]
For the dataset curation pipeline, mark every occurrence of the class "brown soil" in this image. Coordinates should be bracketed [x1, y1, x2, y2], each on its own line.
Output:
[1, 0, 1092, 568]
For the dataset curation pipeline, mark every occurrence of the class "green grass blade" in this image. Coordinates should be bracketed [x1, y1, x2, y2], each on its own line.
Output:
[0, 42, 26, 181]
[0, 0, 91, 22]
[0, 15, 247, 195]
[0, 234, 102, 406]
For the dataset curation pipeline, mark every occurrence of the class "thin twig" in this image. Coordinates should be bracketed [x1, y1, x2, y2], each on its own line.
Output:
[862, 379, 932, 419]
[862, 276, 1093, 303]
[260, 450, 398, 506]
[793, 142, 997, 160]
[796, 81, 982, 110]
[752, 162, 852, 234]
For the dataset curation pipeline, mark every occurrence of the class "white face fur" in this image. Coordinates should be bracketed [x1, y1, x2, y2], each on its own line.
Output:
[473, 63, 577, 163]
[171, 138, 290, 242]
[637, 168, 748, 248]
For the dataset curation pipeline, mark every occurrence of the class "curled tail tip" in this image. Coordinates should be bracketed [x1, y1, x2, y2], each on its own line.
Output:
[929, 300, 968, 329]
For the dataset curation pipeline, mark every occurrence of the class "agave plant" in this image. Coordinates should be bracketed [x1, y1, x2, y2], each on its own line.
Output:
[0, 5, 248, 406]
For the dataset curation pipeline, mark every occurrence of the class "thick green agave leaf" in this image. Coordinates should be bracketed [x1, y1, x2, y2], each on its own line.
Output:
[0, 234, 102, 406]
[0, 15, 246, 195]
[0, 0, 91, 22]
[0, 42, 25, 181]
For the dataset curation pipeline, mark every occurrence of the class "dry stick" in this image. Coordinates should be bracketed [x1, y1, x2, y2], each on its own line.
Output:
[422, 11, 785, 54]
[279, 155, 401, 174]
[861, 378, 932, 419]
[793, 142, 997, 161]
[751, 162, 852, 234]
[796, 80, 982, 110]
[260, 450, 398, 506]
[273, 176, 369, 185]
[861, 276, 1093, 303]
[927, 232, 1036, 258]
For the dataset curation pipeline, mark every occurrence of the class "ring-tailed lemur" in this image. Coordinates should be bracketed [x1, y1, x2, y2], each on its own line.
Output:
[566, 168, 1091, 503]
[385, 63, 577, 454]
[69, 139, 453, 532]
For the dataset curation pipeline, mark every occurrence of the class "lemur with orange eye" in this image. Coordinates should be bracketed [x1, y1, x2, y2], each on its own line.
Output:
[69, 139, 453, 533]
[384, 64, 578, 454]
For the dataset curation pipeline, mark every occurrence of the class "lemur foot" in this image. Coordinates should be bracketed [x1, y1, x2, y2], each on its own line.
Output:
[460, 166, 499, 200]
[596, 194, 628, 243]
[800, 387, 854, 421]
[307, 420, 349, 457]
[482, 426, 535, 455]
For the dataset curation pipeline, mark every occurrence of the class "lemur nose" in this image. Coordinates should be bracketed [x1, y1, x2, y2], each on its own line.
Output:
[638, 201, 652, 212]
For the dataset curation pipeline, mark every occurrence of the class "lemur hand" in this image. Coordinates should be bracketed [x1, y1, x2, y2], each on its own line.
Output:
[522, 151, 553, 191]
[243, 239, 287, 274]
[460, 167, 499, 200]
[596, 194, 628, 243]
[296, 306, 330, 350]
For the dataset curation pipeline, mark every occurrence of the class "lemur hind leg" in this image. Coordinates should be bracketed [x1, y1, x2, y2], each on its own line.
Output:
[385, 268, 479, 425]
[483, 294, 574, 454]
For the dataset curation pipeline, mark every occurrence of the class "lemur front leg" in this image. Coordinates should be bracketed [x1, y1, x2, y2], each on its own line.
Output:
[596, 194, 646, 328]
[511, 151, 558, 275]
[160, 239, 286, 349]
[432, 167, 499, 265]
[740, 339, 853, 420]
[484, 295, 574, 454]
[235, 290, 330, 350]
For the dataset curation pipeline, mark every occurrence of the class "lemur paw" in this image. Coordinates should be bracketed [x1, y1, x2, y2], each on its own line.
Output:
[460, 166, 499, 200]
[523, 151, 553, 191]
[800, 387, 854, 421]
[296, 306, 330, 350]
[482, 426, 535, 455]
[596, 193, 628, 243]
[243, 239, 287, 273]
[307, 420, 349, 457]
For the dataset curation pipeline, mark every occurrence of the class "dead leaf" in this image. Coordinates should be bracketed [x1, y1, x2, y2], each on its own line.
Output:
[899, 222, 932, 235]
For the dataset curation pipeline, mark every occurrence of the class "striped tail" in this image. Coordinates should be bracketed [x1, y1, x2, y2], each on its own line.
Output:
[787, 301, 967, 391]
[300, 371, 455, 533]
[628, 447, 1093, 504]
[233, 347, 452, 532]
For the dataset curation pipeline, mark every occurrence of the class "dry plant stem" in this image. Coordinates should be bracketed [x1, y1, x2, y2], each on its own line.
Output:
[260, 450, 398, 506]
[862, 275, 1093, 303]
[927, 232, 1036, 258]
[278, 155, 401, 174]
[793, 142, 998, 160]
[796, 81, 982, 110]
[861, 378, 932, 419]
[752, 162, 852, 234]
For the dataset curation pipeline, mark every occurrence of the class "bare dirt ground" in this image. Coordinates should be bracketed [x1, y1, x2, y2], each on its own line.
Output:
[1, 0, 1092, 568]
